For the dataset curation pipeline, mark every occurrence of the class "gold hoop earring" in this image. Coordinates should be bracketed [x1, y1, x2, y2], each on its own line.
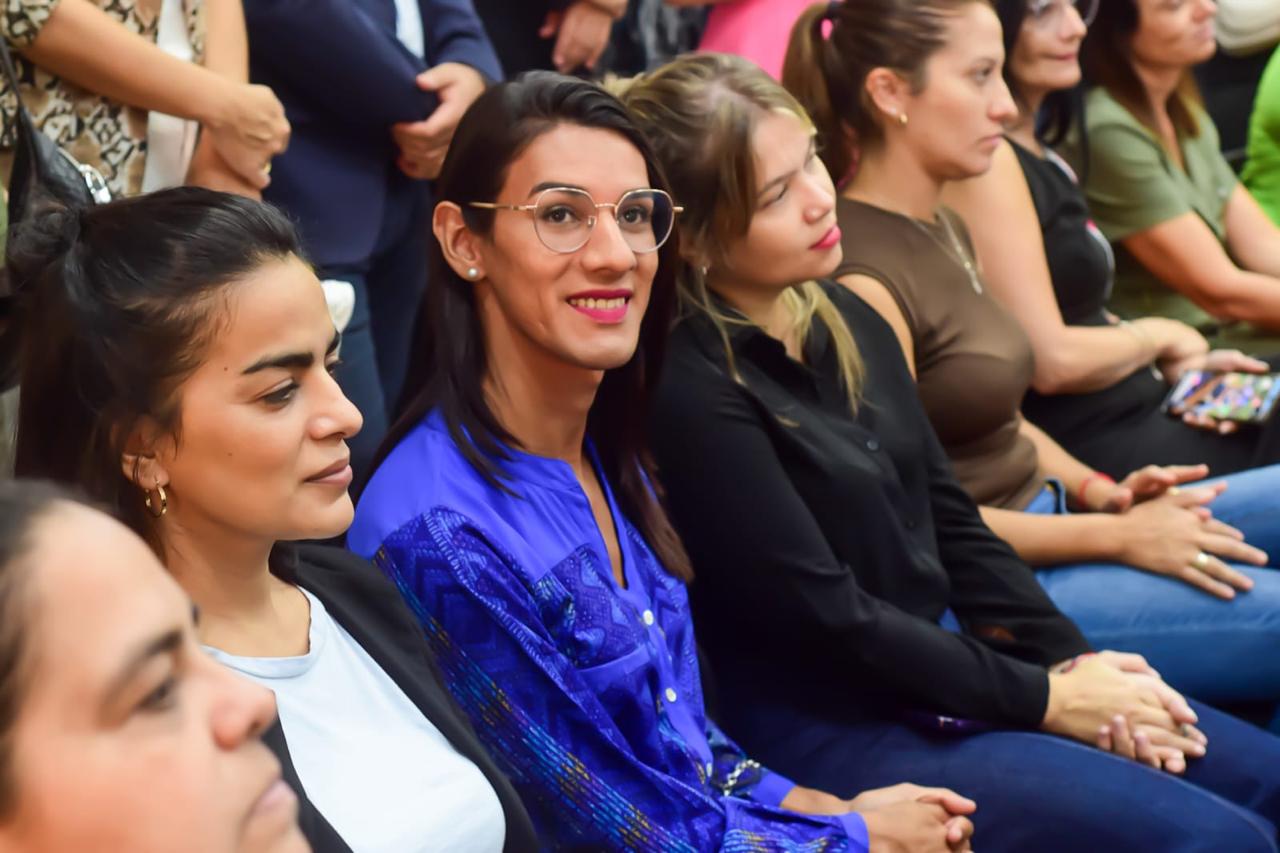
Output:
[897, 112, 909, 127]
[145, 484, 168, 518]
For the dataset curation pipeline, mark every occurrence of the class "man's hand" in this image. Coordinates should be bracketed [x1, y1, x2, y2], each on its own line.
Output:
[539, 1, 616, 73]
[391, 62, 487, 180]
[185, 133, 262, 199]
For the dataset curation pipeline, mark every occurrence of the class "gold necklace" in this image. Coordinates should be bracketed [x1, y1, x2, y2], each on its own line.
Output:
[914, 210, 983, 294]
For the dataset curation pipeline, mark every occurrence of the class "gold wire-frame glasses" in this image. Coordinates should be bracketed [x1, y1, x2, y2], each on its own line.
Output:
[468, 186, 683, 254]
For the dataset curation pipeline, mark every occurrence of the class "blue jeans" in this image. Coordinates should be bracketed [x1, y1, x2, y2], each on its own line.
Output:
[1027, 465, 1280, 714]
[324, 190, 430, 484]
[728, 697, 1280, 852]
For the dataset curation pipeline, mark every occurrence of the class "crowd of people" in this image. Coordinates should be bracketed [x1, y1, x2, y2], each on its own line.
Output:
[1, 0, 1280, 850]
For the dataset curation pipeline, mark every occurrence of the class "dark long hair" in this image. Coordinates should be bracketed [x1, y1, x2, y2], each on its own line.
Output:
[11, 188, 302, 543]
[379, 72, 692, 581]
[994, 0, 1081, 146]
[783, 0, 992, 185]
[1080, 0, 1202, 138]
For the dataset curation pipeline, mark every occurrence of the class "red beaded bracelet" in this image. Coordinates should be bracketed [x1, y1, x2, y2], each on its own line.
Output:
[1076, 472, 1115, 507]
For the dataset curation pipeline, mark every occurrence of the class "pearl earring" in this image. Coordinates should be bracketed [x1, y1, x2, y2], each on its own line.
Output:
[897, 112, 909, 127]
[466, 267, 479, 280]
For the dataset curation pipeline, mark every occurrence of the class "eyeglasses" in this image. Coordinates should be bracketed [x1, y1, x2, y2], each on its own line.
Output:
[469, 187, 682, 255]
[1026, 0, 1098, 29]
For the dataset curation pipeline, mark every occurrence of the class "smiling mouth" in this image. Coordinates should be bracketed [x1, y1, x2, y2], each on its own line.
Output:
[568, 296, 628, 311]
[567, 292, 632, 324]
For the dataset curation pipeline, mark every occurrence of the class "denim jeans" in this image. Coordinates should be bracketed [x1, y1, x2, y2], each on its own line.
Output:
[727, 696, 1280, 853]
[323, 190, 430, 484]
[1028, 465, 1280, 717]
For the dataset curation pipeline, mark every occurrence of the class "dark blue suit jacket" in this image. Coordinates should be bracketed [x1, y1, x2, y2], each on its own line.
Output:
[244, 0, 502, 268]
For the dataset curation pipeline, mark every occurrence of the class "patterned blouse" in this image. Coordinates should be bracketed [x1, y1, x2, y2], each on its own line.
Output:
[1, 0, 205, 197]
[349, 410, 869, 851]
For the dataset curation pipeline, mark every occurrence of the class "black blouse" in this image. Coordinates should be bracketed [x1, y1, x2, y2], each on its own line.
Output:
[1010, 138, 1170, 444]
[649, 283, 1089, 729]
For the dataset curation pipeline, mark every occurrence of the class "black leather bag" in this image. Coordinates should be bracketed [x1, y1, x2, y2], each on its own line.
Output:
[0, 36, 110, 392]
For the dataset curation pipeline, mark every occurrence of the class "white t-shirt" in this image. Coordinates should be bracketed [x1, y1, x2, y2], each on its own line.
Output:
[208, 590, 506, 853]
[141, 0, 197, 191]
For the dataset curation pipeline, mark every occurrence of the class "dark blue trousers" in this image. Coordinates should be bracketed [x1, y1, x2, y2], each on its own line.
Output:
[323, 187, 429, 483]
[729, 698, 1280, 852]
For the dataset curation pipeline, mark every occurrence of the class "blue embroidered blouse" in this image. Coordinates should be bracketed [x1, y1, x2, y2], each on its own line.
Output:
[349, 410, 869, 852]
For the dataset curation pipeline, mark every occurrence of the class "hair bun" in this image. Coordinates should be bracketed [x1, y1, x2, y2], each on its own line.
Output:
[4, 199, 87, 300]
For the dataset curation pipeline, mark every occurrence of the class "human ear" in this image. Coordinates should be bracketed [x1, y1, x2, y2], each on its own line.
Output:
[118, 417, 172, 492]
[434, 202, 487, 282]
[864, 67, 912, 125]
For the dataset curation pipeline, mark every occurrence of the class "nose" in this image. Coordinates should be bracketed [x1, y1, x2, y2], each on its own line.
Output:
[1061, 2, 1088, 38]
[312, 366, 364, 441]
[991, 77, 1019, 124]
[207, 653, 278, 749]
[800, 171, 835, 224]
[580, 210, 638, 275]
[1194, 0, 1216, 19]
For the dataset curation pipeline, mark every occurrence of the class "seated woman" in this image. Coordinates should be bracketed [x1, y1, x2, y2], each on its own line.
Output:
[942, 0, 1280, 478]
[351, 71, 976, 852]
[0, 479, 307, 853]
[1244, 45, 1280, 226]
[627, 47, 1280, 852]
[11, 189, 537, 853]
[789, 0, 1280, 715]
[1062, 0, 1280, 350]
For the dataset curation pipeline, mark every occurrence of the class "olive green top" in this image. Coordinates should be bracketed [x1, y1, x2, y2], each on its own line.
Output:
[1062, 87, 1279, 351]
[1243, 46, 1280, 228]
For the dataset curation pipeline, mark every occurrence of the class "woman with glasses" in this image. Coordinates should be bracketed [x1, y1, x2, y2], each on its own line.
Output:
[351, 71, 979, 852]
[1057, 0, 1280, 349]
[942, 0, 1280, 481]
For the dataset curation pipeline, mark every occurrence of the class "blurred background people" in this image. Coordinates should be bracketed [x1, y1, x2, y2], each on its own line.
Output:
[243, 0, 501, 482]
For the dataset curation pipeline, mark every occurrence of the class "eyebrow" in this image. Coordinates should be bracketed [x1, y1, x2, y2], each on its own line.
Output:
[103, 628, 183, 707]
[242, 330, 342, 375]
[527, 181, 588, 198]
[756, 138, 818, 200]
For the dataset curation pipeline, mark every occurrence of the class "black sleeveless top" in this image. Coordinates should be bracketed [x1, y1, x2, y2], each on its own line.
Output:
[1010, 138, 1169, 441]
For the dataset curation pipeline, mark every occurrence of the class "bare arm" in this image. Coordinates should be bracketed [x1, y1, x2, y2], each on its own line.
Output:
[836, 273, 918, 376]
[1122, 211, 1280, 329]
[202, 0, 249, 82]
[20, 0, 238, 127]
[942, 142, 1198, 394]
[1223, 184, 1280, 277]
[978, 503, 1122, 566]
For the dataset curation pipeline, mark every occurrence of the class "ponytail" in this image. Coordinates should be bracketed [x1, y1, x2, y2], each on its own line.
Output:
[782, 3, 856, 186]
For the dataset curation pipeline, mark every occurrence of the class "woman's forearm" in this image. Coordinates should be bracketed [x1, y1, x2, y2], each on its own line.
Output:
[979, 505, 1121, 566]
[20, 0, 236, 126]
[202, 0, 249, 82]
[1029, 322, 1155, 395]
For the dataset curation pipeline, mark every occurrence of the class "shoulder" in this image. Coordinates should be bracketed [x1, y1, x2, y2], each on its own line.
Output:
[1083, 87, 1144, 132]
[819, 281, 902, 352]
[350, 412, 500, 559]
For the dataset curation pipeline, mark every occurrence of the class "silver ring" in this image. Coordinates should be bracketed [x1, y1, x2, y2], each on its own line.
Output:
[1193, 551, 1210, 570]
[1181, 723, 1192, 738]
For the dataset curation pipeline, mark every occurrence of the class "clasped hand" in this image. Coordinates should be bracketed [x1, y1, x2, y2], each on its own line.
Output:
[1045, 652, 1206, 775]
[782, 782, 976, 852]
[1080, 468, 1266, 598]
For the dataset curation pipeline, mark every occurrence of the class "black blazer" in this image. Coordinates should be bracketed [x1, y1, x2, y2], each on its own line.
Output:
[261, 545, 539, 853]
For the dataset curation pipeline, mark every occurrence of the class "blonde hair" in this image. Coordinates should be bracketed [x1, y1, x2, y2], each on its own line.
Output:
[612, 53, 863, 410]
